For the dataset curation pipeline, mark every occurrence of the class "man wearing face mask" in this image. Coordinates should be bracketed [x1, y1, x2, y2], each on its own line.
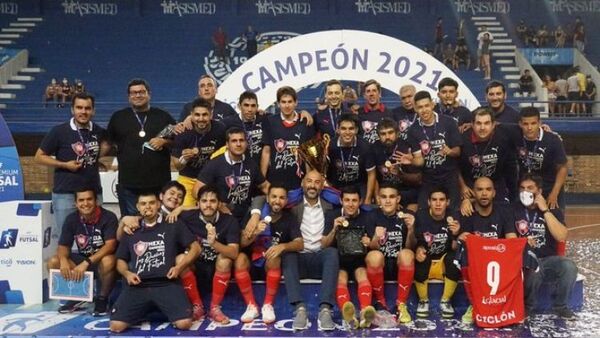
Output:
[512, 174, 577, 320]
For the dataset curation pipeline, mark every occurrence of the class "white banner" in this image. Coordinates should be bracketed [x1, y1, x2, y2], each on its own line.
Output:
[217, 30, 479, 110]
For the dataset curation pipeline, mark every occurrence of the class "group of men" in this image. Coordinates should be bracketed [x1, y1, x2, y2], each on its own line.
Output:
[38, 74, 578, 332]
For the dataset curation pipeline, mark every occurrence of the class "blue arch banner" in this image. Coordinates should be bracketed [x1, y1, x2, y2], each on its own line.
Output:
[0, 112, 24, 201]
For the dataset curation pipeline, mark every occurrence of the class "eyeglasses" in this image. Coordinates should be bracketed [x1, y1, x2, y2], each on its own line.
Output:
[129, 90, 148, 97]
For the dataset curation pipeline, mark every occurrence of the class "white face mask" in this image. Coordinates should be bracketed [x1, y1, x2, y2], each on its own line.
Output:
[520, 191, 535, 207]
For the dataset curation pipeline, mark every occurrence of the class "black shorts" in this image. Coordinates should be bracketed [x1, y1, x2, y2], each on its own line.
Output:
[568, 92, 580, 101]
[383, 257, 399, 280]
[339, 255, 366, 279]
[194, 259, 216, 291]
[110, 282, 191, 324]
[71, 254, 99, 273]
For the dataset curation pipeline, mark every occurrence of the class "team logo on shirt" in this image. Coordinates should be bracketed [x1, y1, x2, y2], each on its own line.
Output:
[470, 154, 481, 167]
[516, 219, 529, 235]
[75, 234, 89, 248]
[134, 241, 149, 256]
[335, 159, 344, 169]
[225, 175, 237, 189]
[423, 232, 434, 246]
[274, 138, 287, 153]
[362, 120, 375, 133]
[398, 120, 410, 132]
[518, 147, 527, 159]
[71, 142, 86, 157]
[420, 140, 431, 155]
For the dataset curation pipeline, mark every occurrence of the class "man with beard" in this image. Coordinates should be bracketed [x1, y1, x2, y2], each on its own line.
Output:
[107, 79, 175, 216]
[47, 188, 118, 315]
[404, 91, 462, 210]
[172, 98, 226, 207]
[392, 85, 417, 142]
[315, 80, 352, 139]
[222, 91, 268, 166]
[373, 118, 421, 211]
[281, 170, 338, 331]
[109, 192, 201, 333]
[484, 81, 520, 125]
[175, 185, 240, 324]
[327, 113, 376, 204]
[117, 181, 186, 240]
[194, 127, 269, 222]
[364, 183, 416, 323]
[179, 75, 237, 122]
[459, 108, 514, 216]
[512, 174, 577, 319]
[357, 79, 395, 144]
[322, 186, 377, 328]
[457, 177, 516, 323]
[234, 184, 303, 324]
[434, 77, 472, 131]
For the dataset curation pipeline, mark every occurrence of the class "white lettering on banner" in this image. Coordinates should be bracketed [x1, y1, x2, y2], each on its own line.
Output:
[161, 1, 216, 16]
[454, 0, 510, 14]
[549, 0, 600, 13]
[0, 166, 19, 189]
[217, 30, 478, 111]
[62, 0, 118, 16]
[255, 0, 310, 15]
[0, 2, 17, 15]
[475, 310, 516, 324]
[355, 0, 411, 14]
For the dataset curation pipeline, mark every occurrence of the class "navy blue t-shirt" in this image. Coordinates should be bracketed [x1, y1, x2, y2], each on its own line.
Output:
[367, 208, 412, 259]
[247, 211, 302, 246]
[459, 204, 515, 239]
[512, 203, 563, 258]
[489, 104, 520, 126]
[222, 115, 268, 166]
[434, 104, 472, 127]
[357, 105, 395, 144]
[372, 139, 419, 189]
[459, 125, 514, 191]
[177, 211, 240, 263]
[171, 122, 226, 178]
[407, 114, 462, 184]
[197, 153, 265, 221]
[517, 129, 567, 193]
[179, 99, 237, 122]
[314, 107, 350, 139]
[323, 208, 374, 247]
[59, 207, 118, 257]
[263, 114, 315, 190]
[39, 120, 106, 193]
[326, 138, 375, 189]
[115, 221, 194, 286]
[415, 208, 459, 259]
[391, 106, 418, 142]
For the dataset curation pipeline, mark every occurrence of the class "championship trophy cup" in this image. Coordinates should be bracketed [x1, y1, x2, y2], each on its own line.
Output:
[295, 134, 331, 176]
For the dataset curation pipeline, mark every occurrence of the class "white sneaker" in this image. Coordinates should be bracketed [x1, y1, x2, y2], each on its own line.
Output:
[241, 303, 259, 323]
[261, 304, 276, 324]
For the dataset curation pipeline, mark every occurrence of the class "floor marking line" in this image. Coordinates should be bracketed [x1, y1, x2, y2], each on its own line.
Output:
[579, 266, 600, 277]
[569, 223, 600, 231]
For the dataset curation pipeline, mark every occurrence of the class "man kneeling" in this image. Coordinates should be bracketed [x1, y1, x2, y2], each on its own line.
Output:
[109, 192, 201, 333]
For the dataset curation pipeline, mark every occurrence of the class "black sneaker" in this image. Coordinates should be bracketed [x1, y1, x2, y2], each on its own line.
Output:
[554, 307, 577, 320]
[93, 297, 108, 316]
[374, 300, 389, 312]
[58, 300, 87, 313]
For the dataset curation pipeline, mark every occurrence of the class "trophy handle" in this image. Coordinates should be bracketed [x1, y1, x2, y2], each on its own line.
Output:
[322, 133, 331, 153]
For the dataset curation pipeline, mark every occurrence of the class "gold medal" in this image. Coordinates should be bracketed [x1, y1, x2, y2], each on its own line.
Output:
[446, 216, 454, 224]
[342, 220, 349, 227]
[397, 211, 405, 218]
[139, 130, 146, 138]
[385, 160, 393, 168]
[264, 216, 272, 224]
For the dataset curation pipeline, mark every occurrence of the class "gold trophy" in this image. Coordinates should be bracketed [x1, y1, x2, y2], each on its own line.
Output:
[295, 134, 331, 176]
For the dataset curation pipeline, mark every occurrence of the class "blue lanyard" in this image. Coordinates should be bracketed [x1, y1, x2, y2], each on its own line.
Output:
[230, 161, 245, 189]
[328, 108, 340, 134]
[339, 145, 355, 173]
[524, 209, 538, 231]
[419, 120, 437, 142]
[133, 111, 147, 132]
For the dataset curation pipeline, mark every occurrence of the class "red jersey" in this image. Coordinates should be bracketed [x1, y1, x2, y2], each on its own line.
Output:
[465, 236, 527, 328]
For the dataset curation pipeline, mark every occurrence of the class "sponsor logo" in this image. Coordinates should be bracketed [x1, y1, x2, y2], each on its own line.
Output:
[481, 294, 507, 305]
[482, 243, 506, 253]
[0, 2, 18, 15]
[0, 312, 79, 334]
[549, 0, 600, 13]
[18, 232, 39, 244]
[160, 0, 216, 15]
[61, 0, 118, 16]
[454, 0, 510, 14]
[0, 228, 18, 249]
[16, 259, 36, 266]
[355, 0, 411, 14]
[0, 258, 12, 267]
[255, 0, 310, 16]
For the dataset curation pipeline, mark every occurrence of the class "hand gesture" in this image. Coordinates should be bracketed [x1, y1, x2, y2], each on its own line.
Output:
[400, 212, 415, 230]
[534, 193, 549, 212]
[447, 216, 460, 236]
[63, 160, 83, 172]
[416, 246, 427, 262]
[122, 216, 141, 235]
[206, 223, 217, 245]
[546, 191, 559, 210]
[460, 198, 474, 217]
[125, 272, 141, 285]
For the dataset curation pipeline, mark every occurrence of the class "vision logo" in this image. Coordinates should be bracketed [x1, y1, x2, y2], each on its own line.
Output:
[203, 31, 299, 85]
[0, 228, 18, 249]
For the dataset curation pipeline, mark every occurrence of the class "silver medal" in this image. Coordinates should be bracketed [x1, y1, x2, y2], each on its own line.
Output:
[139, 130, 146, 138]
